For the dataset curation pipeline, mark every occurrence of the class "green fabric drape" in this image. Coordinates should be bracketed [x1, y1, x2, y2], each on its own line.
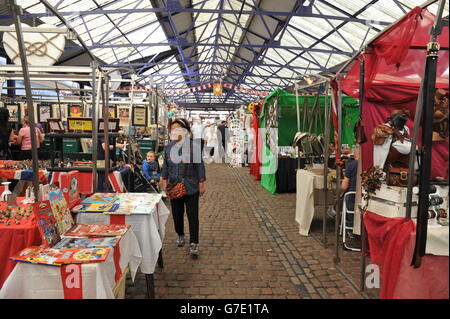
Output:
[259, 88, 359, 194]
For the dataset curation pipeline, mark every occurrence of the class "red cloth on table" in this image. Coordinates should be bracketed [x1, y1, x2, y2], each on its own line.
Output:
[393, 231, 449, 299]
[250, 114, 261, 181]
[0, 169, 47, 184]
[364, 211, 415, 299]
[0, 200, 41, 289]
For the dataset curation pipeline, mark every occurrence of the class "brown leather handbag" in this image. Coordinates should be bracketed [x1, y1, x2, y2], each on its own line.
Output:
[386, 165, 418, 187]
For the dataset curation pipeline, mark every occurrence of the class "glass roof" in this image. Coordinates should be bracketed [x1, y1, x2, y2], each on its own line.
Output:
[4, 0, 449, 105]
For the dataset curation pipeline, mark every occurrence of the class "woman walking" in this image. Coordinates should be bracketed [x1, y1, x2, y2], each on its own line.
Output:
[160, 118, 206, 258]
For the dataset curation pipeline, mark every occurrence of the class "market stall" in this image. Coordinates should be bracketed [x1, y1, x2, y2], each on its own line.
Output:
[259, 88, 359, 194]
[332, 4, 449, 298]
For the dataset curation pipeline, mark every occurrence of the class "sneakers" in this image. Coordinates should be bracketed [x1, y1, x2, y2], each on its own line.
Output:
[189, 243, 199, 258]
[176, 235, 185, 247]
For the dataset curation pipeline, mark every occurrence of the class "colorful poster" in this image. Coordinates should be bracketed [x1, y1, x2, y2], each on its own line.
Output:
[10, 246, 111, 266]
[48, 188, 75, 236]
[53, 237, 120, 249]
[63, 224, 130, 237]
[34, 201, 61, 247]
[118, 106, 130, 126]
[5, 104, 19, 123]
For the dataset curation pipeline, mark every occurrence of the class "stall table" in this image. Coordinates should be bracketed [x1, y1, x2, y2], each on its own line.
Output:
[295, 169, 336, 236]
[0, 229, 142, 299]
[0, 199, 41, 289]
[75, 196, 170, 298]
[275, 157, 305, 193]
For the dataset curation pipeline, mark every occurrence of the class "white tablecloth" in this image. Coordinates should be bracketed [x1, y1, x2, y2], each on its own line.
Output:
[75, 199, 170, 274]
[0, 229, 142, 299]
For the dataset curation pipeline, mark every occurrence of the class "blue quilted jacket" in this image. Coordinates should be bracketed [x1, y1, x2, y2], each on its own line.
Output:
[161, 139, 206, 195]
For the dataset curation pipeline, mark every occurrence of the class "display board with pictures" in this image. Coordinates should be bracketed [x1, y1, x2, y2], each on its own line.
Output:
[132, 106, 147, 127]
[38, 103, 52, 124]
[67, 117, 93, 132]
[5, 104, 20, 123]
[98, 118, 120, 132]
[51, 104, 68, 122]
[47, 118, 65, 133]
[118, 106, 130, 126]
[68, 105, 84, 118]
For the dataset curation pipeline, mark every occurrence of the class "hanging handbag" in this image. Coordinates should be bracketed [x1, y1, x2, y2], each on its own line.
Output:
[354, 119, 367, 144]
[386, 164, 418, 187]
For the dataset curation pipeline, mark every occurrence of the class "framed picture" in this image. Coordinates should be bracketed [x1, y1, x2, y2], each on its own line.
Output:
[108, 106, 117, 118]
[67, 117, 93, 132]
[132, 106, 147, 127]
[52, 104, 68, 121]
[47, 118, 65, 133]
[99, 118, 120, 132]
[68, 105, 83, 118]
[6, 104, 20, 123]
[118, 106, 130, 126]
[38, 104, 52, 123]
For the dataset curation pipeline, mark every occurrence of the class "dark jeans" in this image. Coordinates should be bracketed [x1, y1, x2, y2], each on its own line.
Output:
[21, 150, 33, 160]
[170, 193, 199, 244]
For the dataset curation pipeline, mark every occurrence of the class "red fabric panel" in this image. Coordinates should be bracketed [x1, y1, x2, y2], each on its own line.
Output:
[342, 8, 449, 98]
[393, 231, 449, 299]
[113, 241, 122, 283]
[60, 264, 83, 299]
[77, 172, 94, 195]
[0, 201, 41, 289]
[364, 211, 415, 299]
[250, 114, 262, 181]
[109, 215, 126, 225]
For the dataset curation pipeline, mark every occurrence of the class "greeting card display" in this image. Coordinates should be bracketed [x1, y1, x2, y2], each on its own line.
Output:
[48, 188, 75, 236]
[105, 193, 162, 215]
[34, 201, 60, 247]
[10, 246, 111, 266]
[60, 171, 81, 209]
[63, 224, 130, 237]
[53, 236, 121, 249]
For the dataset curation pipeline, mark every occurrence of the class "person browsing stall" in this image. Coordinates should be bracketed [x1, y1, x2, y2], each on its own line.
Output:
[159, 118, 206, 258]
[15, 116, 44, 160]
[0, 108, 17, 160]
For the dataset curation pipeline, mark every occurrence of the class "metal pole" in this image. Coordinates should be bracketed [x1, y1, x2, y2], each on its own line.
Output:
[92, 64, 101, 193]
[358, 58, 367, 291]
[334, 78, 343, 265]
[102, 75, 110, 191]
[323, 82, 331, 247]
[9, 0, 39, 200]
[412, 0, 446, 267]
[295, 81, 301, 170]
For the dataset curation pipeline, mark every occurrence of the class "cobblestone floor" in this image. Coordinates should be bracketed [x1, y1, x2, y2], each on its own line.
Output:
[126, 163, 375, 299]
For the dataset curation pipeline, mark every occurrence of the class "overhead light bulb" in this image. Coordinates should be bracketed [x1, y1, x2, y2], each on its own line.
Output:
[305, 76, 314, 85]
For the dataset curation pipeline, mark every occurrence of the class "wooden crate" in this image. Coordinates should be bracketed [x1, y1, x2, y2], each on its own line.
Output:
[113, 266, 129, 299]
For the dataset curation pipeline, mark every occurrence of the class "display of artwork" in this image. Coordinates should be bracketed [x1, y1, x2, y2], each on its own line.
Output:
[118, 106, 130, 126]
[38, 104, 51, 124]
[53, 236, 121, 249]
[34, 201, 61, 247]
[63, 224, 130, 237]
[72, 202, 119, 213]
[10, 246, 111, 266]
[99, 118, 120, 132]
[48, 188, 75, 236]
[105, 193, 162, 215]
[51, 104, 68, 121]
[67, 117, 93, 132]
[5, 104, 19, 123]
[132, 106, 147, 127]
[47, 118, 65, 133]
[109, 106, 117, 118]
[69, 105, 83, 117]
[60, 171, 80, 209]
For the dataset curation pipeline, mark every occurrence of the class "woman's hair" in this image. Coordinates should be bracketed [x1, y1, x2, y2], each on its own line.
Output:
[0, 108, 9, 127]
[22, 116, 30, 126]
[169, 118, 192, 133]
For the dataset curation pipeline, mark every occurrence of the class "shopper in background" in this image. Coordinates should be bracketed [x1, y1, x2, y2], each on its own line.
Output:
[143, 151, 160, 191]
[340, 147, 359, 236]
[191, 118, 205, 150]
[0, 108, 17, 160]
[203, 121, 218, 163]
[15, 116, 44, 160]
[160, 118, 206, 258]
